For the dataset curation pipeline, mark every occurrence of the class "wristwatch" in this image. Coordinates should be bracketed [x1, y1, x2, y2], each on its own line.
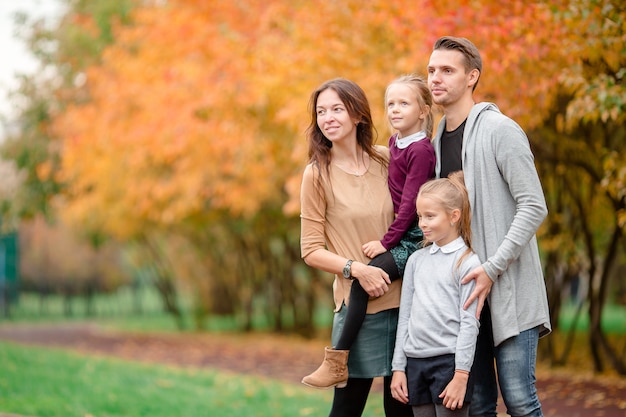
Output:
[342, 259, 354, 279]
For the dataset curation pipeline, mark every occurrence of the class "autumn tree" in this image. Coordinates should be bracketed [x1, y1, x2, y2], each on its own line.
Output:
[530, 1, 626, 373]
[365, 0, 625, 374]
[53, 0, 329, 332]
[6, 0, 626, 368]
[19, 214, 130, 316]
[1, 0, 138, 220]
[0, 0, 177, 317]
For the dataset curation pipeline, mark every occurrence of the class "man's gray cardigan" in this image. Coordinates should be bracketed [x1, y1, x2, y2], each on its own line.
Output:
[433, 102, 552, 346]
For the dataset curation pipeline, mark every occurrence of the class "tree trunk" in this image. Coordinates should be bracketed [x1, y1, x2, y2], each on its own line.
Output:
[141, 235, 184, 330]
[593, 226, 626, 375]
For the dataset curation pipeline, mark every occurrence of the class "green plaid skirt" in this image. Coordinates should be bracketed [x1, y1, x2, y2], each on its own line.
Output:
[389, 225, 423, 277]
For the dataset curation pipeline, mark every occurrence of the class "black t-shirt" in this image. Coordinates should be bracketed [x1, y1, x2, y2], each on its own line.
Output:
[440, 119, 466, 179]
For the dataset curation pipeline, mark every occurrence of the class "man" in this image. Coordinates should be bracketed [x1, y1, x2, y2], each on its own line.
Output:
[427, 36, 551, 417]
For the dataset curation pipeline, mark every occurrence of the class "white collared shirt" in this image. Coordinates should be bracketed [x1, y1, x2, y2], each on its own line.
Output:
[395, 130, 427, 150]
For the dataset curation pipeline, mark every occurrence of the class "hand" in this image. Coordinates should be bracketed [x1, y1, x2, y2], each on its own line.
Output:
[390, 371, 409, 404]
[461, 265, 493, 319]
[362, 240, 386, 258]
[439, 371, 469, 410]
[350, 261, 390, 297]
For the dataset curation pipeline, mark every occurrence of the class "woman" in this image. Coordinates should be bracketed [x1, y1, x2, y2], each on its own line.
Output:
[300, 78, 412, 417]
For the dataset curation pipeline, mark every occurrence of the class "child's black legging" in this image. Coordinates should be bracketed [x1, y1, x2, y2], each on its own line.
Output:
[334, 251, 400, 350]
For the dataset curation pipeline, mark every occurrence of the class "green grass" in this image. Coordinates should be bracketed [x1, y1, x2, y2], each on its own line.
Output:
[5, 286, 167, 321]
[558, 303, 626, 334]
[3, 288, 336, 332]
[0, 342, 385, 417]
[7, 288, 623, 335]
[1, 296, 623, 417]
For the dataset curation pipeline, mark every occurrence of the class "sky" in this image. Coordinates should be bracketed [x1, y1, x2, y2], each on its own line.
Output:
[0, 0, 65, 138]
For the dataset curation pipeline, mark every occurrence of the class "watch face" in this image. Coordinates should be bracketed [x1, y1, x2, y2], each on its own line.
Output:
[343, 260, 352, 278]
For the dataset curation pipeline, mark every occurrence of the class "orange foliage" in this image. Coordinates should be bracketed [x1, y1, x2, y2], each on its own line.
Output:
[52, 0, 622, 238]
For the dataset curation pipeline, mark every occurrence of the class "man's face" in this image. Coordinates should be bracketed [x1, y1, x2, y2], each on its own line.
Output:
[427, 49, 472, 108]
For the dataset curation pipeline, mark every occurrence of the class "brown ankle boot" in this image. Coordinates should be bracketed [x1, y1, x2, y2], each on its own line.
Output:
[301, 346, 349, 389]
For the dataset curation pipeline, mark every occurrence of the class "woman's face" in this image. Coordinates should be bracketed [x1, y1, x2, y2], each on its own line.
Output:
[316, 88, 358, 144]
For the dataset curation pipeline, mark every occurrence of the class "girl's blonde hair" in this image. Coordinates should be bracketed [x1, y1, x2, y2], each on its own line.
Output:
[417, 171, 472, 267]
[384, 74, 434, 138]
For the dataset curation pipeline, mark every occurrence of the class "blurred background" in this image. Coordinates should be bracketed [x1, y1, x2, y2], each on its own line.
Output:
[0, 0, 624, 384]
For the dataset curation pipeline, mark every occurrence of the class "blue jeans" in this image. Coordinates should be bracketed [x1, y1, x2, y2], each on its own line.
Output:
[469, 305, 543, 417]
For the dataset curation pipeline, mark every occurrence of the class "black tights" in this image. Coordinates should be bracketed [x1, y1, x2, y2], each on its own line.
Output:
[335, 251, 400, 350]
[328, 376, 413, 417]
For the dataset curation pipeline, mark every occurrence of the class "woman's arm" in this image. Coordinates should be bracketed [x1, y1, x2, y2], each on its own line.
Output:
[304, 249, 391, 297]
[300, 164, 390, 297]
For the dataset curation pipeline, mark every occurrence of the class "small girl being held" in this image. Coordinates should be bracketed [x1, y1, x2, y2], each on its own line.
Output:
[390, 172, 481, 417]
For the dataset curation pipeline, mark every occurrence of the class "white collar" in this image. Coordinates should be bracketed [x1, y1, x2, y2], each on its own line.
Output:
[395, 130, 427, 149]
[429, 236, 466, 254]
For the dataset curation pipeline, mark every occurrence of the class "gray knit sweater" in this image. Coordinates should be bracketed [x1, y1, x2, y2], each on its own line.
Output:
[433, 102, 551, 346]
[392, 237, 481, 372]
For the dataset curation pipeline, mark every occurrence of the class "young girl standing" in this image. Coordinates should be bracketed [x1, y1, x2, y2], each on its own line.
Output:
[390, 172, 481, 417]
[303, 75, 435, 390]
